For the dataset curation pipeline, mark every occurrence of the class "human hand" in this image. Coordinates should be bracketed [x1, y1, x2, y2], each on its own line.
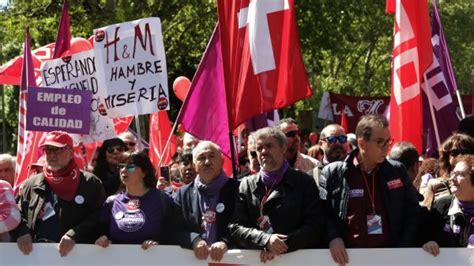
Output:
[422, 241, 440, 256]
[192, 238, 209, 260]
[141, 240, 159, 250]
[265, 234, 288, 255]
[95, 235, 111, 248]
[58, 234, 76, 257]
[209, 241, 227, 261]
[260, 249, 276, 263]
[329, 237, 348, 266]
[16, 234, 33, 255]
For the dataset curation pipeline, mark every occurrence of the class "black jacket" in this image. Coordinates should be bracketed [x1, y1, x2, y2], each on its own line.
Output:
[319, 149, 420, 247]
[228, 167, 325, 252]
[10, 171, 106, 243]
[174, 178, 239, 248]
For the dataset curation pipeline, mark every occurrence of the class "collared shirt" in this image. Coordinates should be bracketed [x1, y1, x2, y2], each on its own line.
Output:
[0, 180, 21, 235]
[294, 153, 320, 173]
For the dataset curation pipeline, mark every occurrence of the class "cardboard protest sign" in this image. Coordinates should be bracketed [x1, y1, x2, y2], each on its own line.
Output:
[26, 87, 92, 134]
[40, 50, 117, 143]
[93, 17, 170, 117]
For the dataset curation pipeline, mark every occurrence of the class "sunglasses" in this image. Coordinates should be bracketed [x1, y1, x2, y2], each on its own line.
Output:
[107, 146, 126, 154]
[325, 135, 348, 144]
[126, 142, 136, 147]
[285, 130, 299, 138]
[449, 149, 466, 157]
[117, 163, 136, 172]
[249, 151, 257, 158]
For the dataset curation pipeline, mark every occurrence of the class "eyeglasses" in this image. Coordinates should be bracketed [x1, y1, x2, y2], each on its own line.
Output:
[126, 142, 136, 147]
[44, 146, 69, 155]
[249, 151, 257, 158]
[324, 135, 348, 144]
[450, 170, 470, 178]
[107, 146, 126, 154]
[117, 163, 136, 172]
[285, 130, 299, 138]
[449, 149, 467, 157]
[369, 138, 393, 148]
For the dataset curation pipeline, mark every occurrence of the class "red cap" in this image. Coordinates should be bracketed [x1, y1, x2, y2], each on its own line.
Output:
[40, 131, 73, 148]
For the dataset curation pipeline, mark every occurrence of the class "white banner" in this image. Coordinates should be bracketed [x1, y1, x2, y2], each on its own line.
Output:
[0, 244, 472, 266]
[40, 50, 117, 144]
[93, 17, 170, 117]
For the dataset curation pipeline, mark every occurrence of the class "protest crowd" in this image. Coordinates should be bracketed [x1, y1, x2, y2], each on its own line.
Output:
[0, 0, 473, 265]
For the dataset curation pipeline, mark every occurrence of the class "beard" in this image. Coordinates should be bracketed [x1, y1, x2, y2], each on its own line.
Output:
[326, 145, 346, 162]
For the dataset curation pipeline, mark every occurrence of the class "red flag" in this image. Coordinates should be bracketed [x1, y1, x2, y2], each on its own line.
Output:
[53, 0, 71, 59]
[340, 107, 349, 132]
[149, 112, 177, 170]
[217, 0, 312, 129]
[14, 28, 40, 193]
[113, 116, 134, 134]
[386, 0, 432, 152]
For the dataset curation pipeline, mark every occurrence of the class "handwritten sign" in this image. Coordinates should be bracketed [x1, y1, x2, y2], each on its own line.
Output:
[26, 87, 92, 134]
[40, 50, 117, 143]
[94, 17, 170, 117]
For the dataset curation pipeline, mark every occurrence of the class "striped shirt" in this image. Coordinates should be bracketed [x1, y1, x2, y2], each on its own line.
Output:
[0, 180, 21, 234]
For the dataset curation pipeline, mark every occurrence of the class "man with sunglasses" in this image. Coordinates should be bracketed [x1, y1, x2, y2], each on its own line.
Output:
[320, 115, 420, 265]
[119, 131, 138, 152]
[10, 131, 106, 257]
[276, 118, 319, 173]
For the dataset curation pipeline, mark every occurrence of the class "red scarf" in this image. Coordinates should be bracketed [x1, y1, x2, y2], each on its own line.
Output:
[43, 160, 80, 201]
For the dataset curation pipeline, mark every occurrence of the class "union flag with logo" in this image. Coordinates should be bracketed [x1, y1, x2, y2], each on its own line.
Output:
[217, 0, 312, 129]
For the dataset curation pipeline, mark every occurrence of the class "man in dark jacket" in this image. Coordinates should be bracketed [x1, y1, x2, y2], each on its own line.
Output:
[175, 141, 238, 262]
[10, 131, 105, 256]
[320, 115, 420, 265]
[229, 127, 324, 263]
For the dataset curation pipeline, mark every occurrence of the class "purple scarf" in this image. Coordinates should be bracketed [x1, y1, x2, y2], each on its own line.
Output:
[195, 171, 228, 244]
[260, 160, 289, 187]
[458, 200, 474, 216]
[458, 200, 474, 246]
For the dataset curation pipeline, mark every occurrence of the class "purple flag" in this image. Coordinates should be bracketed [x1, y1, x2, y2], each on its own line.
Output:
[53, 0, 71, 59]
[421, 0, 459, 157]
[245, 110, 280, 132]
[176, 25, 231, 157]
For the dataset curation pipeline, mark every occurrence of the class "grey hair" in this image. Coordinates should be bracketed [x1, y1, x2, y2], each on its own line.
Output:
[253, 127, 287, 148]
[192, 141, 222, 163]
[356, 114, 389, 141]
[0, 153, 15, 168]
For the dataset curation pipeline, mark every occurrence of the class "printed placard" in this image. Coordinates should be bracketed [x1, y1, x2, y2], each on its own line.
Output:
[94, 17, 170, 117]
[26, 87, 92, 134]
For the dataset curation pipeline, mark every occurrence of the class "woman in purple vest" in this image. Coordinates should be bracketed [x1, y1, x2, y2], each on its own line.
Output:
[95, 151, 186, 249]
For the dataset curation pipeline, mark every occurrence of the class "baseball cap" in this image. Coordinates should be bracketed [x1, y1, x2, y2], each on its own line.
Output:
[40, 131, 73, 148]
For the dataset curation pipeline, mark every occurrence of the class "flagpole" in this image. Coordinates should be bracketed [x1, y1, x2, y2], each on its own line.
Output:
[228, 131, 238, 178]
[157, 113, 179, 169]
[423, 73, 441, 147]
[454, 90, 466, 119]
[134, 115, 142, 151]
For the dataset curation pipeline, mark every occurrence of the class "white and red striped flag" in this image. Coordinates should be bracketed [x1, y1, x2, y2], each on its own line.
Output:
[386, 0, 432, 153]
[14, 28, 39, 193]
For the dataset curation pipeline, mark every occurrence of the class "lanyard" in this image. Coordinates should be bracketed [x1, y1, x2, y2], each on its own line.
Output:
[361, 169, 376, 214]
[259, 181, 278, 216]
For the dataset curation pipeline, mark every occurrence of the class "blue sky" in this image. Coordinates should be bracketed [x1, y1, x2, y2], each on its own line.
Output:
[0, 0, 7, 7]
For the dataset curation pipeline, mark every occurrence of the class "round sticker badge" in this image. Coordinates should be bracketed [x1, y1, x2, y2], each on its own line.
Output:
[114, 211, 124, 220]
[75, 195, 85, 205]
[216, 203, 225, 213]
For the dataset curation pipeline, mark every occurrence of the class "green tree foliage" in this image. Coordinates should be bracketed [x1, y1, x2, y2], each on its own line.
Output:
[0, 0, 472, 153]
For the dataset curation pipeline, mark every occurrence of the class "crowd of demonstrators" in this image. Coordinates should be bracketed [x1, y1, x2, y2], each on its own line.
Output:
[320, 115, 421, 265]
[10, 131, 106, 256]
[422, 133, 474, 209]
[229, 127, 325, 263]
[2, 113, 474, 263]
[93, 138, 128, 197]
[96, 151, 186, 249]
[0, 153, 15, 186]
[175, 141, 239, 261]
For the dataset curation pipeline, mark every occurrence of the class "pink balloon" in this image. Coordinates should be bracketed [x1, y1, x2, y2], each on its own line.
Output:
[60, 37, 93, 57]
[309, 132, 318, 145]
[173, 76, 191, 101]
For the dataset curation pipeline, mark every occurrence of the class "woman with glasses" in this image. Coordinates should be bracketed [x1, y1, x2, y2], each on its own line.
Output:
[423, 154, 474, 255]
[422, 133, 474, 209]
[93, 138, 128, 196]
[95, 151, 186, 249]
